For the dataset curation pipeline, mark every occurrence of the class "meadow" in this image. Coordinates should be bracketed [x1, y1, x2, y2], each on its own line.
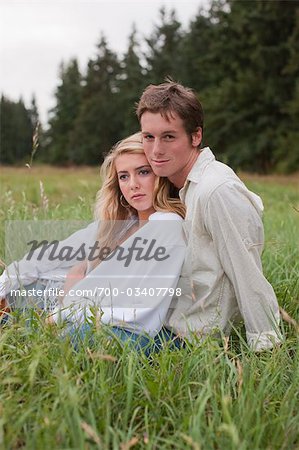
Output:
[0, 166, 298, 450]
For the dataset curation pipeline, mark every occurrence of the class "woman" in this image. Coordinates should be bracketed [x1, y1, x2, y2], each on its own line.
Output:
[49, 132, 186, 352]
[1, 133, 186, 353]
[57, 131, 185, 302]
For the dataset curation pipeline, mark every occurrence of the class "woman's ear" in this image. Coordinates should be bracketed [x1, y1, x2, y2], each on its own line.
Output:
[191, 128, 202, 147]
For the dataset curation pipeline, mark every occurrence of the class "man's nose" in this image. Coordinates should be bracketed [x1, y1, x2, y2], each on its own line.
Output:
[152, 138, 164, 156]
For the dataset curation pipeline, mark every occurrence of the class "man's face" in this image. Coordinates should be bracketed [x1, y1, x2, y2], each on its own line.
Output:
[140, 111, 202, 188]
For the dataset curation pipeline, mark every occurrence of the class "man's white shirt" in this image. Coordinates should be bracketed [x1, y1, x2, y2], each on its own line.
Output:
[165, 147, 282, 351]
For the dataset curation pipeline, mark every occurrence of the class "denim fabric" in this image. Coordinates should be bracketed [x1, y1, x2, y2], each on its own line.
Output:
[68, 323, 184, 356]
[3, 281, 185, 356]
[5, 279, 61, 311]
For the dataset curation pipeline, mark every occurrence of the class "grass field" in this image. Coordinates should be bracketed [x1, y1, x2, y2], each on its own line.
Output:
[0, 166, 298, 450]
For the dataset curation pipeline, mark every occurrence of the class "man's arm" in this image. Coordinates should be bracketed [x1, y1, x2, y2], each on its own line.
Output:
[205, 181, 282, 351]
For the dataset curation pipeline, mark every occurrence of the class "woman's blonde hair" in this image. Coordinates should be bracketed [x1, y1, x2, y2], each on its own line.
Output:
[92, 132, 185, 265]
[94, 131, 185, 220]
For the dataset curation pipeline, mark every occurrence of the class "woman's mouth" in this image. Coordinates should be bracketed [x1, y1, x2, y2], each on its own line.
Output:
[131, 194, 145, 200]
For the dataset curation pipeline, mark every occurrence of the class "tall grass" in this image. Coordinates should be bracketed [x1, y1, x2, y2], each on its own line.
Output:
[0, 167, 298, 450]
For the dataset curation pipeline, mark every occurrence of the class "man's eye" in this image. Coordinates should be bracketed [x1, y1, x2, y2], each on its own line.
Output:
[143, 134, 154, 141]
[164, 135, 174, 140]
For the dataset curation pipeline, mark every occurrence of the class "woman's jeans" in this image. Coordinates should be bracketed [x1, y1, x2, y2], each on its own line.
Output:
[68, 323, 184, 356]
[3, 280, 184, 356]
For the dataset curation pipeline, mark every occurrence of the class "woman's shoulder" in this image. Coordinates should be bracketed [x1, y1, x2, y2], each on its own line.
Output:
[148, 211, 183, 221]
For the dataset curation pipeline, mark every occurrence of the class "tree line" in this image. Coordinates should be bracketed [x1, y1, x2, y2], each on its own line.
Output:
[1, 0, 298, 173]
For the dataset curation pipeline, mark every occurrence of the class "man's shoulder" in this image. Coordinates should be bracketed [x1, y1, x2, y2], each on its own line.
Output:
[189, 159, 263, 217]
[194, 158, 242, 199]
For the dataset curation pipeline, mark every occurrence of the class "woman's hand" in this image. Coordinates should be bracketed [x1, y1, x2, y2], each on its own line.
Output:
[45, 315, 55, 326]
[61, 260, 88, 301]
[0, 297, 10, 315]
[45, 261, 88, 326]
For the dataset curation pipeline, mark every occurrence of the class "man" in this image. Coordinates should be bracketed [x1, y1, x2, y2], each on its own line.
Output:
[136, 80, 281, 351]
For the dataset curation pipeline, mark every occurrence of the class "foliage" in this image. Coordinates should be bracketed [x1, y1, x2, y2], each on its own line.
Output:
[144, 8, 184, 84]
[0, 96, 35, 164]
[46, 59, 83, 164]
[118, 25, 146, 137]
[1, 1, 299, 172]
[0, 167, 298, 449]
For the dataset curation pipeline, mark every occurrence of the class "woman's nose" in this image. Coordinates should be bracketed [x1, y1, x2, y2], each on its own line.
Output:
[129, 176, 139, 189]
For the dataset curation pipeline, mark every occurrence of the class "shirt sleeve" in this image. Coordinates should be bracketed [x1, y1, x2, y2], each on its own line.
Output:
[51, 216, 186, 336]
[0, 221, 98, 296]
[205, 181, 282, 351]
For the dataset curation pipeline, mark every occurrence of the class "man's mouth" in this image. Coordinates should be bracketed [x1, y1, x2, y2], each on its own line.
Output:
[152, 159, 170, 165]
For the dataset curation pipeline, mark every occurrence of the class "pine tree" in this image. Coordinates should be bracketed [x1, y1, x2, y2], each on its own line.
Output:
[203, 0, 299, 173]
[179, 8, 215, 91]
[119, 25, 145, 136]
[0, 96, 32, 164]
[275, 7, 299, 172]
[47, 59, 82, 163]
[145, 8, 184, 84]
[69, 35, 123, 164]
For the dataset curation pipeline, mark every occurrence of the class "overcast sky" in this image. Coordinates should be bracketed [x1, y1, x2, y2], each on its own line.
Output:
[0, 0, 209, 125]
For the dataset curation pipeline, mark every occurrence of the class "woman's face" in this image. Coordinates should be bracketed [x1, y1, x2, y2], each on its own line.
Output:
[115, 152, 156, 220]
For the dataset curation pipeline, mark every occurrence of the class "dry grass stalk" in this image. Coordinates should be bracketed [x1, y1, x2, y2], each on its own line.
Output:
[235, 358, 243, 396]
[120, 436, 139, 450]
[80, 421, 102, 446]
[39, 180, 49, 211]
[280, 306, 299, 333]
[86, 347, 117, 362]
[181, 433, 201, 450]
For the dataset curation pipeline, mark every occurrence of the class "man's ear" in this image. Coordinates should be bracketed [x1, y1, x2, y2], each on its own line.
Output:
[191, 127, 202, 147]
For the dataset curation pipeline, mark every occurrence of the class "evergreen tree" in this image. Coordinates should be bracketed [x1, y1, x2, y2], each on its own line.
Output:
[145, 8, 184, 83]
[0, 95, 32, 164]
[119, 25, 146, 136]
[47, 59, 82, 163]
[69, 35, 123, 164]
[203, 0, 299, 173]
[275, 7, 299, 172]
[179, 8, 215, 91]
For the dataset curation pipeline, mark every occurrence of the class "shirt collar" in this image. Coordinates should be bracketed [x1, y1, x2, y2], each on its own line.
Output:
[179, 147, 215, 200]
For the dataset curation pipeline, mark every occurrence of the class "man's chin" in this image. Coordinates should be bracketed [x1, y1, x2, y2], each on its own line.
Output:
[151, 167, 170, 177]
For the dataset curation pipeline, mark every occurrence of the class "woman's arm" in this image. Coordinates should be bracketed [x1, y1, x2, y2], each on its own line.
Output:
[45, 260, 87, 325]
[50, 215, 186, 335]
[0, 221, 98, 297]
[61, 260, 88, 299]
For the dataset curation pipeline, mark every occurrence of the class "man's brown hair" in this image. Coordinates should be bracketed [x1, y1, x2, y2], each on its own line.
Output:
[136, 80, 204, 137]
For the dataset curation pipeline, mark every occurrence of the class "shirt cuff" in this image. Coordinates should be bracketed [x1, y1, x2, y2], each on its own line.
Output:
[0, 272, 8, 297]
[50, 307, 64, 325]
[50, 305, 85, 325]
[246, 330, 283, 351]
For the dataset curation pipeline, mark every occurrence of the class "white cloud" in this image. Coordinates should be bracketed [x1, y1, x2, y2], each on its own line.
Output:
[0, 0, 208, 124]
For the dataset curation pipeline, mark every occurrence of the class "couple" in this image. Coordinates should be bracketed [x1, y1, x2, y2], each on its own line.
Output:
[1, 80, 281, 352]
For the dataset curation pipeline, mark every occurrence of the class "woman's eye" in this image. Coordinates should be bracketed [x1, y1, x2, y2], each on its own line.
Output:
[119, 174, 128, 180]
[139, 169, 151, 175]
